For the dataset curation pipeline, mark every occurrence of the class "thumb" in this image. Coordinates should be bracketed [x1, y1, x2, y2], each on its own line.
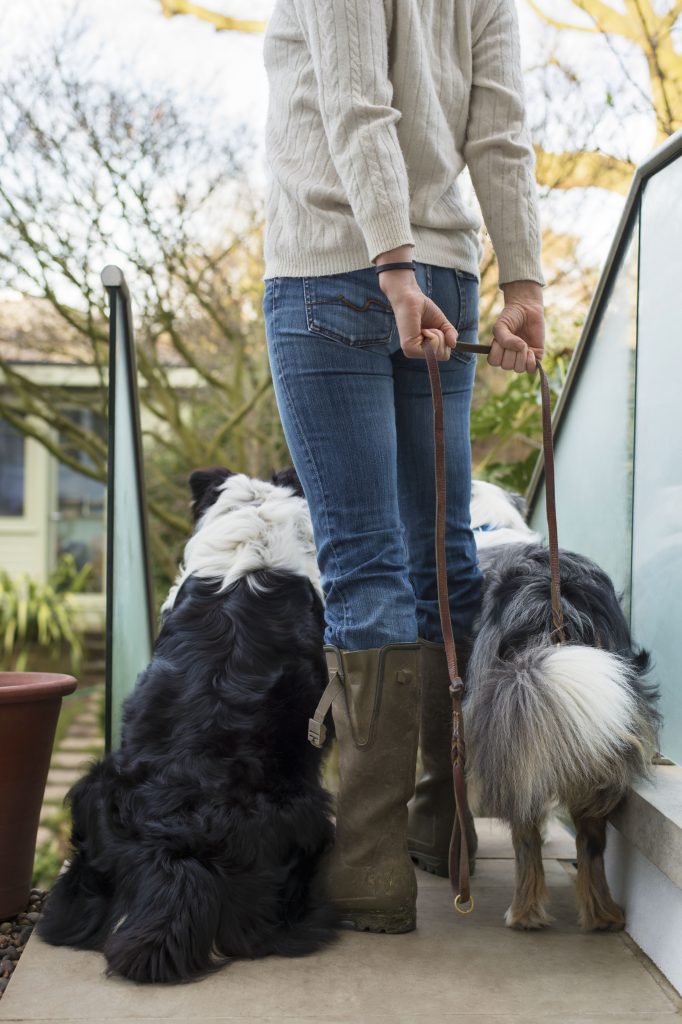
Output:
[394, 301, 426, 352]
[423, 296, 458, 349]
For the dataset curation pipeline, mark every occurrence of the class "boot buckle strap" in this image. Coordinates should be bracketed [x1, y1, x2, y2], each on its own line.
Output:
[308, 670, 344, 747]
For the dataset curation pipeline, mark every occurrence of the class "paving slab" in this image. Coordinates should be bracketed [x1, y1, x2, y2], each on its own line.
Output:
[1, 818, 678, 1024]
[58, 738, 103, 753]
[40, 786, 70, 806]
[49, 753, 95, 771]
[63, 727, 98, 740]
[44, 770, 82, 786]
[73, 714, 100, 727]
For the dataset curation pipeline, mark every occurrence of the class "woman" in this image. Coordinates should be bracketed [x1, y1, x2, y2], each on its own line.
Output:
[262, 0, 545, 934]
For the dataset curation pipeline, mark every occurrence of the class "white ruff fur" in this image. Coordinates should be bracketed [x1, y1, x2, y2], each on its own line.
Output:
[162, 474, 322, 613]
[470, 479, 542, 549]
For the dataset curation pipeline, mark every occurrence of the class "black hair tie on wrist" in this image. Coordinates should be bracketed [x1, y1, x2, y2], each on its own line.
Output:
[374, 261, 417, 275]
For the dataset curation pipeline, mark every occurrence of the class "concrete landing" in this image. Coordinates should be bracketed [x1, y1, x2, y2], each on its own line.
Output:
[1, 820, 679, 1024]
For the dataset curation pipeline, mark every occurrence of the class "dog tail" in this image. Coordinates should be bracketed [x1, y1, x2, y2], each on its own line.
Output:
[38, 766, 116, 951]
[465, 643, 657, 823]
[103, 858, 224, 984]
[37, 853, 115, 951]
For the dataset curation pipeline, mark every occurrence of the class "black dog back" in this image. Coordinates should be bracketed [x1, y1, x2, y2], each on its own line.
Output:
[38, 568, 336, 982]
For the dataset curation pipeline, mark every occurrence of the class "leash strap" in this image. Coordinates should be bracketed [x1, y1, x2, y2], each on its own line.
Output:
[422, 338, 565, 915]
[536, 360, 565, 642]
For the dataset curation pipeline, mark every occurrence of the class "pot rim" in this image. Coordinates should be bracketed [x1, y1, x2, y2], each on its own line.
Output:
[0, 672, 78, 704]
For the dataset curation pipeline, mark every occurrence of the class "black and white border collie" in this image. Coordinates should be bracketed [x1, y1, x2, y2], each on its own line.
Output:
[38, 467, 336, 983]
[465, 480, 659, 931]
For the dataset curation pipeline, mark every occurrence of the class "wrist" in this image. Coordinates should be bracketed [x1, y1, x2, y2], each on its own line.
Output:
[378, 269, 419, 298]
[374, 244, 414, 266]
[375, 248, 417, 297]
[502, 280, 543, 306]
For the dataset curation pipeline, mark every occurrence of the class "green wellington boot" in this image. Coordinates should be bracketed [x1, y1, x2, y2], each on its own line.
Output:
[407, 637, 478, 878]
[319, 641, 421, 933]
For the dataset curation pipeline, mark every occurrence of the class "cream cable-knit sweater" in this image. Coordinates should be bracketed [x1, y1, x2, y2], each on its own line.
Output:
[262, 0, 544, 286]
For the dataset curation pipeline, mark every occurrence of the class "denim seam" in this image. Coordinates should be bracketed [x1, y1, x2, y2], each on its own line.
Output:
[458, 272, 467, 329]
[451, 273, 476, 365]
[271, 277, 350, 647]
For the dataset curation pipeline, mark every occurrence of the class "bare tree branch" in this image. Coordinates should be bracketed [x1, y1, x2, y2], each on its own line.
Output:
[526, 0, 600, 33]
[534, 147, 635, 193]
[0, 34, 285, 594]
[159, 0, 267, 32]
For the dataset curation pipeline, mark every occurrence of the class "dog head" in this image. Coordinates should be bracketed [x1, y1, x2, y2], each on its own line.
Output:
[269, 465, 306, 499]
[162, 465, 319, 613]
[189, 467, 236, 523]
[189, 465, 306, 524]
[470, 480, 541, 548]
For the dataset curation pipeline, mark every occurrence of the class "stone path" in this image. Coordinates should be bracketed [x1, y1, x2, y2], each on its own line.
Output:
[2, 819, 680, 1023]
[35, 692, 104, 852]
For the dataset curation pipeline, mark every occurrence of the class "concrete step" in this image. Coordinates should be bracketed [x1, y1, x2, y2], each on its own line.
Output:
[3, 820, 679, 1023]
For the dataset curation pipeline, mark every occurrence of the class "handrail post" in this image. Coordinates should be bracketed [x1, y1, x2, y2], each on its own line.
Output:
[101, 265, 156, 751]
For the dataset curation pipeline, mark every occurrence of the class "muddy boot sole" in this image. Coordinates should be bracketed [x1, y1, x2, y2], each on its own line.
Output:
[338, 908, 416, 933]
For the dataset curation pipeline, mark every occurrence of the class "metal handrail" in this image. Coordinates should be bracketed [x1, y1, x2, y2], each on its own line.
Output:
[527, 127, 682, 509]
[102, 265, 156, 751]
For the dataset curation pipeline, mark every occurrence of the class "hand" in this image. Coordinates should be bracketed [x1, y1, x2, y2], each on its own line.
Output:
[375, 246, 457, 361]
[489, 280, 545, 374]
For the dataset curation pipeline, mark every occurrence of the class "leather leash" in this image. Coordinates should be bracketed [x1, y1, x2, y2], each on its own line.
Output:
[422, 338, 565, 915]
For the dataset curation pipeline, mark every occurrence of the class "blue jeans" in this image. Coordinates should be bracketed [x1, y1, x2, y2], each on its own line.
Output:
[263, 262, 482, 650]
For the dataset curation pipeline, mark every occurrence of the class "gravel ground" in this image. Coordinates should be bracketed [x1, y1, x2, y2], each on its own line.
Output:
[0, 890, 46, 999]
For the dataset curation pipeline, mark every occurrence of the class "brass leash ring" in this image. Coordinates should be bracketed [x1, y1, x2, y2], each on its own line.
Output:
[454, 894, 475, 915]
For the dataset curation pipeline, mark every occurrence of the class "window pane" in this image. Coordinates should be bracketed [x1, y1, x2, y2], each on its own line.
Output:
[55, 409, 106, 592]
[0, 418, 25, 517]
[632, 158, 682, 765]
[530, 226, 638, 604]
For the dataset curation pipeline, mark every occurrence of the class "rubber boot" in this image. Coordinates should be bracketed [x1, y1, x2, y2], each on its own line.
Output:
[407, 637, 478, 877]
[319, 641, 421, 933]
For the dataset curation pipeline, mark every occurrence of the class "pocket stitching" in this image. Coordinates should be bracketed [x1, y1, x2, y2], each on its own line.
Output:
[303, 275, 395, 347]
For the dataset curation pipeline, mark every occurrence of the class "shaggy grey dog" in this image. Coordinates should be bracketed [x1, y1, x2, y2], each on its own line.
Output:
[465, 481, 659, 931]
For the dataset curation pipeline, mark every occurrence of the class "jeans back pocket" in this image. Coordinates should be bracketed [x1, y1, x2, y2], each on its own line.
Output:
[303, 269, 395, 347]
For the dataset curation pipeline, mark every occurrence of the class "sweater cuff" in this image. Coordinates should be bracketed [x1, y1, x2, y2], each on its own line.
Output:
[359, 209, 416, 264]
[495, 243, 546, 288]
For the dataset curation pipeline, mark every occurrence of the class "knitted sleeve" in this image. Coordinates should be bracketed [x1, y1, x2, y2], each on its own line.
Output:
[463, 0, 545, 286]
[292, 0, 415, 263]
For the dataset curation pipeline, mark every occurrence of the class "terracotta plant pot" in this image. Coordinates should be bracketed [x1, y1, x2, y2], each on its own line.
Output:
[0, 673, 77, 919]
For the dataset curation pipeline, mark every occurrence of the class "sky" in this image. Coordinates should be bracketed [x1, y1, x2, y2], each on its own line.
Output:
[2, 0, 665, 273]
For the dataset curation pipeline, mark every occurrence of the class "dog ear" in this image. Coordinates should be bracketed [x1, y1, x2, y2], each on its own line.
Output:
[507, 491, 528, 521]
[188, 467, 233, 522]
[271, 465, 306, 499]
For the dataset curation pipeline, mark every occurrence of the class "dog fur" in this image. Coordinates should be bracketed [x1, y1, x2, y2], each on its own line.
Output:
[466, 480, 660, 931]
[38, 467, 336, 983]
